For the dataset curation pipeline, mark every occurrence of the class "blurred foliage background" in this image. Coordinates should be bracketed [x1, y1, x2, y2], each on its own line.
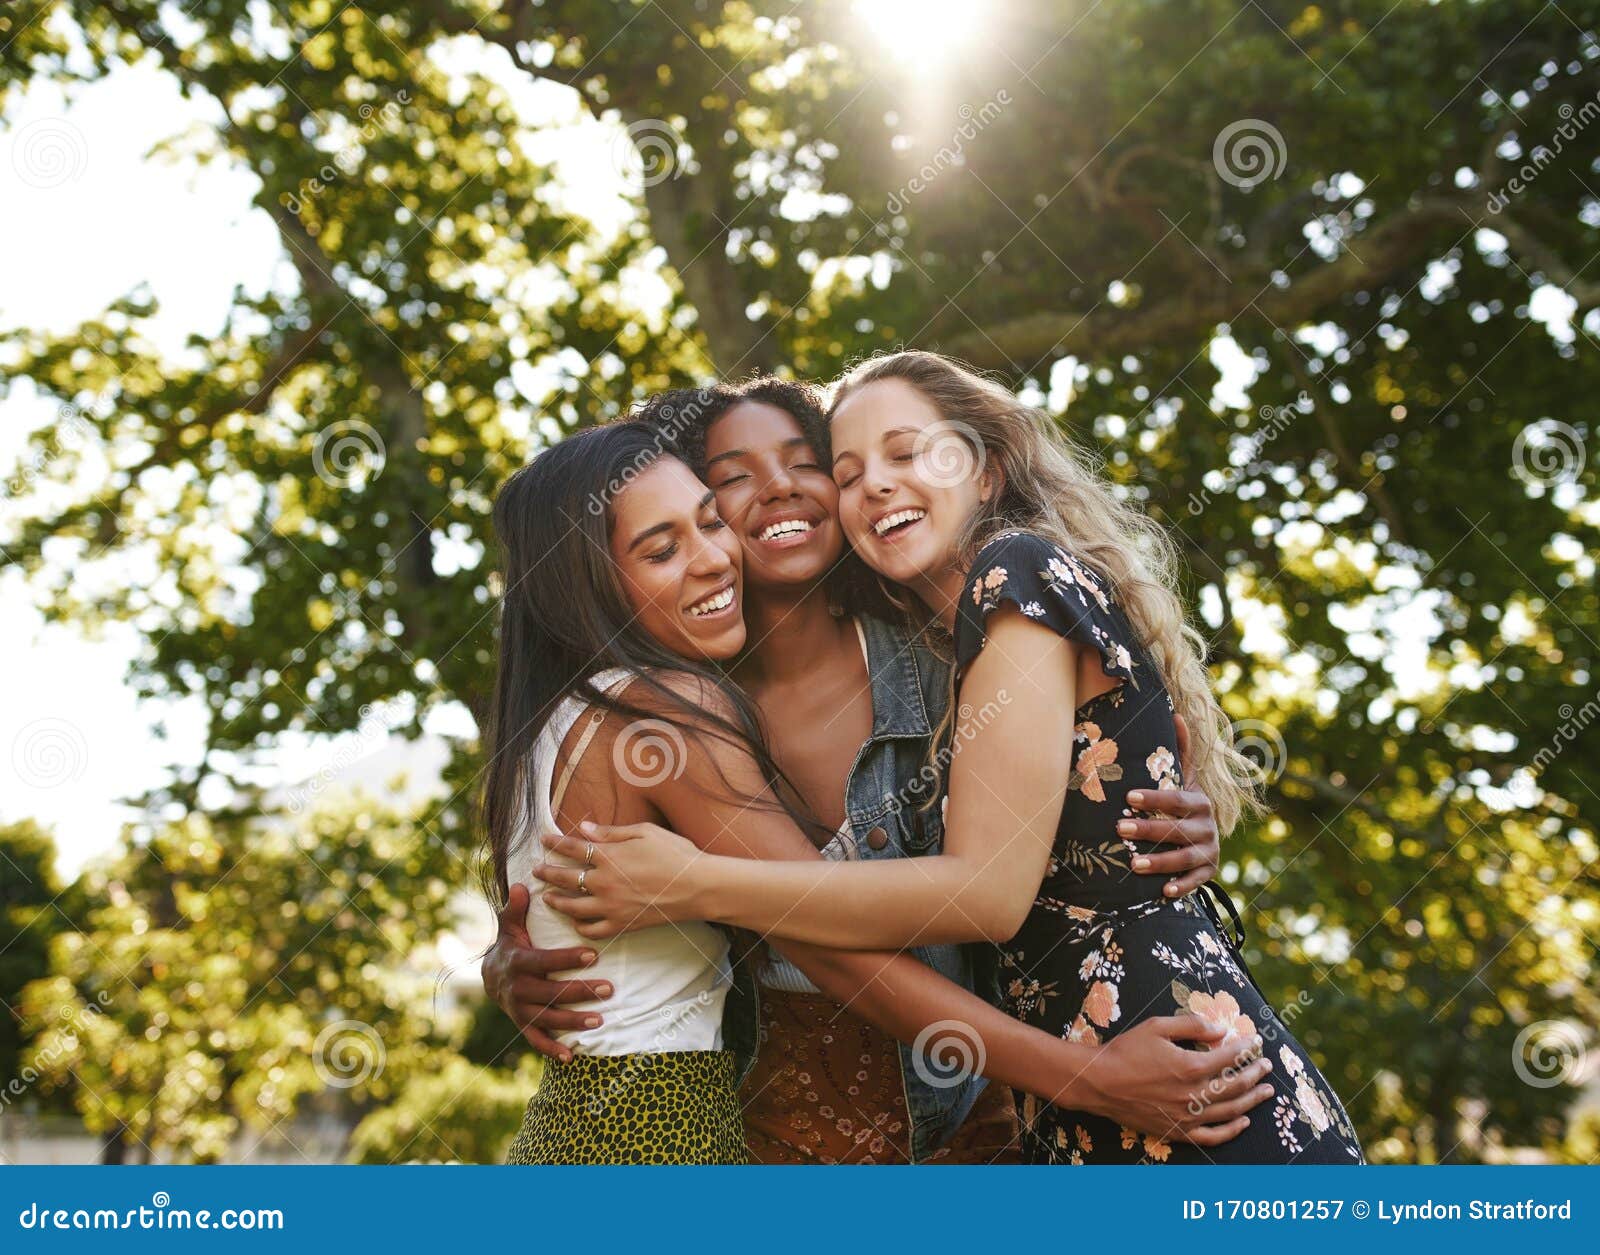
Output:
[1, 0, 1596, 1163]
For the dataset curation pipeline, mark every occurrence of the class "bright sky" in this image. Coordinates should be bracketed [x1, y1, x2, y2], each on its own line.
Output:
[0, 43, 573, 881]
[1, 59, 285, 880]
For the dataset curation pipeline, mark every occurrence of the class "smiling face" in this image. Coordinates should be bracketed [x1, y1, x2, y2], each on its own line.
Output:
[608, 456, 746, 659]
[829, 377, 993, 595]
[702, 399, 845, 590]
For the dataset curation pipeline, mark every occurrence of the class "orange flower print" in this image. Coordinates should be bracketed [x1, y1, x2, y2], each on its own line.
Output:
[1071, 733, 1123, 802]
[1065, 1013, 1100, 1045]
[1184, 988, 1257, 1051]
[1294, 1073, 1332, 1133]
[1143, 1133, 1172, 1162]
[1120, 1125, 1139, 1151]
[1146, 746, 1180, 790]
[1083, 980, 1121, 1028]
[971, 565, 1009, 607]
[1076, 1124, 1093, 1153]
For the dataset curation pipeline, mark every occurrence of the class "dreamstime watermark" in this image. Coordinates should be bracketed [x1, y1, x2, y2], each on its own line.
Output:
[1230, 717, 1287, 785]
[910, 1018, 987, 1089]
[4, 992, 114, 1110]
[584, 990, 717, 1116]
[312, 418, 386, 487]
[1187, 393, 1307, 516]
[1185, 990, 1315, 1118]
[884, 692, 1012, 819]
[611, 719, 688, 788]
[1212, 118, 1287, 191]
[10, 117, 88, 190]
[1530, 688, 1600, 778]
[283, 701, 414, 815]
[911, 418, 986, 489]
[312, 1019, 386, 1089]
[280, 91, 413, 215]
[10, 717, 89, 789]
[1511, 418, 1584, 488]
[6, 403, 94, 497]
[613, 118, 686, 188]
[16, 1192, 284, 1232]
[1511, 1019, 1587, 1089]
[885, 90, 1012, 214]
[585, 388, 721, 515]
[1487, 91, 1600, 213]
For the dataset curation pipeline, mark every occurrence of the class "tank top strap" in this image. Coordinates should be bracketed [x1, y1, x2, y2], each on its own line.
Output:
[539, 668, 636, 823]
[550, 707, 606, 817]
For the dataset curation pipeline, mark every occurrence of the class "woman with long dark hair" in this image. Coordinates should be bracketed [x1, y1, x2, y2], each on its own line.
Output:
[483, 420, 762, 1163]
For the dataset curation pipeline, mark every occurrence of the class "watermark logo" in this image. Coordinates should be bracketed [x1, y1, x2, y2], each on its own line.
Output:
[1213, 119, 1287, 191]
[1530, 689, 1599, 779]
[911, 418, 986, 489]
[312, 1019, 386, 1089]
[1230, 717, 1287, 784]
[611, 719, 687, 788]
[911, 1018, 986, 1089]
[1511, 1020, 1586, 1089]
[312, 419, 387, 488]
[1511, 418, 1584, 488]
[1487, 91, 1600, 212]
[280, 92, 413, 215]
[11, 718, 88, 789]
[1187, 393, 1306, 516]
[885, 90, 1012, 214]
[11, 118, 88, 190]
[614, 118, 685, 188]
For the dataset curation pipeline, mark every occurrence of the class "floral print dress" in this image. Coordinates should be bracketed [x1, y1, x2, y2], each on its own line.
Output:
[953, 530, 1365, 1165]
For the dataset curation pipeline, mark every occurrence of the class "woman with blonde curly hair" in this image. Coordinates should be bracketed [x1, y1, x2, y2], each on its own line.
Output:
[536, 350, 1366, 1164]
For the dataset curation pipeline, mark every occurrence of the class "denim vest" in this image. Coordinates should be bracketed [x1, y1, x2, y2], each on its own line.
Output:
[722, 613, 1000, 1162]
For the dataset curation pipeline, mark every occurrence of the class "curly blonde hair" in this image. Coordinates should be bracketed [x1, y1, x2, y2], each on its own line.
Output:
[829, 349, 1262, 835]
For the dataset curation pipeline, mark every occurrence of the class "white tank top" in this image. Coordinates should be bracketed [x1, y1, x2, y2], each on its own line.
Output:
[504, 669, 732, 1055]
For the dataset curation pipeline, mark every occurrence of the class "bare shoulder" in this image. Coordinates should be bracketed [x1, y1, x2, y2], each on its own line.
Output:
[553, 668, 755, 827]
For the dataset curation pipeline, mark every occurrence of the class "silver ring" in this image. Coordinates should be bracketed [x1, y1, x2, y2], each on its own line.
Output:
[583, 841, 597, 868]
[577, 867, 589, 895]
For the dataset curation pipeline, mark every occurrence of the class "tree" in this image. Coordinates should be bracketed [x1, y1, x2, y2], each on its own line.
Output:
[17, 797, 477, 1162]
[0, 820, 84, 1101]
[3, 0, 1596, 1160]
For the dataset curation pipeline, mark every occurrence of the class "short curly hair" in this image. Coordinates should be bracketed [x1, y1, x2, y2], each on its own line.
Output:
[627, 376, 829, 478]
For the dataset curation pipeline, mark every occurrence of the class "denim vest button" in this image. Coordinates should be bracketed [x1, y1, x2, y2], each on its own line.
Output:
[865, 825, 889, 850]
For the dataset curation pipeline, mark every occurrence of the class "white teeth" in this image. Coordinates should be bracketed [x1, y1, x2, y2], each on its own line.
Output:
[759, 518, 814, 542]
[874, 509, 927, 536]
[688, 587, 734, 617]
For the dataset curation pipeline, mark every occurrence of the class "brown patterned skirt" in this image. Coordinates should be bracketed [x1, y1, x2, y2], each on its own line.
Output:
[738, 988, 1021, 1164]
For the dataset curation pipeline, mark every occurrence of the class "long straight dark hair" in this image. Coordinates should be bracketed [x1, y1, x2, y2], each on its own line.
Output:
[477, 420, 810, 910]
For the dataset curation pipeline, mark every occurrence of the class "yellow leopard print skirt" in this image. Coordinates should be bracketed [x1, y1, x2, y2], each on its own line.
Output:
[505, 1050, 747, 1165]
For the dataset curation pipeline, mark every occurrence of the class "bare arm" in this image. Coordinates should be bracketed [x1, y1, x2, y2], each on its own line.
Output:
[549, 679, 1269, 1143]
[544, 609, 1078, 947]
